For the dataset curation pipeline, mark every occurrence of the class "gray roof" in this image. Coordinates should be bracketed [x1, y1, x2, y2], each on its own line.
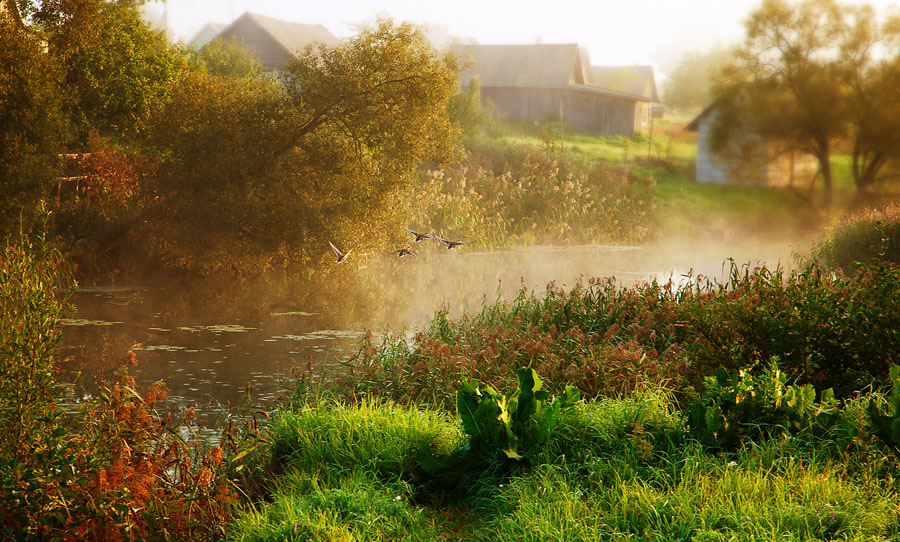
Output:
[449, 43, 649, 101]
[188, 22, 227, 50]
[213, 11, 339, 65]
[450, 43, 587, 89]
[591, 66, 659, 102]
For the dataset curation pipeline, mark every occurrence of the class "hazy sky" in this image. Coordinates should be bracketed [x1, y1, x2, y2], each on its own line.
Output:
[156, 0, 899, 78]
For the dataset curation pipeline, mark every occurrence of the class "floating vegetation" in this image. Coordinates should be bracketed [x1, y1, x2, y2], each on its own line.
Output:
[134, 344, 185, 352]
[61, 318, 123, 326]
[203, 324, 257, 333]
[148, 327, 171, 332]
[270, 311, 318, 317]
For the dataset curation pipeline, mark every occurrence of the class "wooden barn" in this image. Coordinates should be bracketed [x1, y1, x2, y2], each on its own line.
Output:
[206, 12, 339, 73]
[590, 65, 659, 132]
[685, 104, 818, 187]
[449, 43, 654, 136]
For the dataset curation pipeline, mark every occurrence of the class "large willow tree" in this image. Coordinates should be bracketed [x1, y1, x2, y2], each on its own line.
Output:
[141, 19, 460, 277]
[712, 0, 900, 211]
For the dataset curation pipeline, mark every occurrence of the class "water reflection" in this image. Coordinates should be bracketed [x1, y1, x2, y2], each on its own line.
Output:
[57, 237, 811, 424]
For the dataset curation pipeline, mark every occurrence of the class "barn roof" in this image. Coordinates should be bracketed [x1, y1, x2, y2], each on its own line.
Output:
[212, 11, 339, 68]
[449, 43, 647, 101]
[590, 65, 659, 102]
[684, 103, 717, 132]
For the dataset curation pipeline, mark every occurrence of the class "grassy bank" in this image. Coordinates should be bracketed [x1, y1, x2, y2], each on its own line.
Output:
[232, 389, 900, 541]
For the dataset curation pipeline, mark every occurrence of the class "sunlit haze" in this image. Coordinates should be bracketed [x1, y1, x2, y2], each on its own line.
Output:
[156, 0, 900, 80]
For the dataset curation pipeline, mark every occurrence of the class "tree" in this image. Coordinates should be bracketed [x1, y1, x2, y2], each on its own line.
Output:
[712, 0, 900, 211]
[836, 5, 900, 208]
[712, 0, 846, 211]
[0, 16, 68, 234]
[33, 0, 184, 143]
[136, 18, 460, 277]
[188, 38, 263, 79]
[662, 47, 733, 112]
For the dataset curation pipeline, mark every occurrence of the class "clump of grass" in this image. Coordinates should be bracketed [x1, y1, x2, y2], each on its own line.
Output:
[267, 400, 463, 483]
[810, 203, 900, 273]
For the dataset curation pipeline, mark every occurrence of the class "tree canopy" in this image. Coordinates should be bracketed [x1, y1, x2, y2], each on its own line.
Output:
[662, 47, 733, 113]
[711, 0, 900, 211]
[138, 19, 460, 277]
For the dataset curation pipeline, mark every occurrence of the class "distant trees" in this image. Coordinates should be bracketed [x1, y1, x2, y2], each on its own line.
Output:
[662, 47, 733, 113]
[712, 0, 900, 211]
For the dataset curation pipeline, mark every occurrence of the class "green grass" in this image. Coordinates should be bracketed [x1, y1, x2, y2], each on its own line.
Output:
[231, 391, 900, 541]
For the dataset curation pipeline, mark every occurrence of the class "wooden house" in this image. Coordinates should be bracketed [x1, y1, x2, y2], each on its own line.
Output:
[450, 43, 653, 136]
[590, 65, 659, 131]
[188, 21, 227, 50]
[207, 12, 339, 72]
[685, 104, 818, 187]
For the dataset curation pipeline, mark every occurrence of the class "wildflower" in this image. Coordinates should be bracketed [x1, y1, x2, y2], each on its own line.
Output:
[394, 495, 402, 501]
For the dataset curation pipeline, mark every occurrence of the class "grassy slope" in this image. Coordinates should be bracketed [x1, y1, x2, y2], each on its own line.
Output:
[232, 395, 900, 541]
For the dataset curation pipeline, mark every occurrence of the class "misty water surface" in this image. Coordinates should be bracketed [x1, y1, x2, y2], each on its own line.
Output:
[57, 236, 810, 426]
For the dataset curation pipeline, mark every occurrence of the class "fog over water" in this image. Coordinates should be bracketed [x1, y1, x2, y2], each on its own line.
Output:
[57, 233, 814, 426]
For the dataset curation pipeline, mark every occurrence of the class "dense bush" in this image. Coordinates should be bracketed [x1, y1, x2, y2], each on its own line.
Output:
[330, 255, 900, 408]
[810, 203, 900, 273]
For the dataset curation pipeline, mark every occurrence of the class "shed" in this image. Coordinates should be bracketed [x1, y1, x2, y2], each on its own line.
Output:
[685, 104, 818, 187]
[450, 43, 652, 136]
[207, 12, 339, 72]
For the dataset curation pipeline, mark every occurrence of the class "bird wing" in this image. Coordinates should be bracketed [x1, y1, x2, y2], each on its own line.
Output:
[328, 241, 342, 258]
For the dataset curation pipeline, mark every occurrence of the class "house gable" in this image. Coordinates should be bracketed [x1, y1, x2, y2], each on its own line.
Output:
[209, 12, 339, 72]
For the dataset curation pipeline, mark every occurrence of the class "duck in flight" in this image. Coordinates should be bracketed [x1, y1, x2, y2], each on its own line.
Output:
[392, 247, 417, 258]
[439, 238, 466, 250]
[405, 228, 434, 242]
[328, 241, 352, 263]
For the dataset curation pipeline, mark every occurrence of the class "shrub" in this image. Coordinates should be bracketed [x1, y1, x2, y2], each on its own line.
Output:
[687, 360, 839, 451]
[810, 203, 900, 273]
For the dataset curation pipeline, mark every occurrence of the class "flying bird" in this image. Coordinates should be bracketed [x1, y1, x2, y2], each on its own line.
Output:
[439, 238, 466, 250]
[328, 241, 352, 263]
[405, 228, 434, 242]
[392, 247, 417, 258]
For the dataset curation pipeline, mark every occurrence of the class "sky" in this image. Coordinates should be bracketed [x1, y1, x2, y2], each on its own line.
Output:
[150, 0, 900, 79]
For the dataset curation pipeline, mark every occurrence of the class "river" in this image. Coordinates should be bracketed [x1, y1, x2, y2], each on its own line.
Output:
[57, 236, 811, 428]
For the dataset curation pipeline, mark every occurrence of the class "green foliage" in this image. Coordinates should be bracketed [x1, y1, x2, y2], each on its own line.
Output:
[188, 37, 263, 79]
[810, 203, 900, 273]
[868, 363, 900, 453]
[455, 368, 579, 463]
[34, 0, 185, 141]
[0, 21, 67, 234]
[447, 77, 495, 140]
[662, 47, 733, 112]
[713, 0, 900, 210]
[688, 360, 839, 450]
[133, 18, 459, 278]
[0, 227, 69, 457]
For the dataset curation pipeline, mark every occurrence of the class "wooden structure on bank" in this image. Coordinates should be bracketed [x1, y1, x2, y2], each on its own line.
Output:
[685, 104, 818, 187]
[449, 43, 656, 136]
[206, 11, 339, 72]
